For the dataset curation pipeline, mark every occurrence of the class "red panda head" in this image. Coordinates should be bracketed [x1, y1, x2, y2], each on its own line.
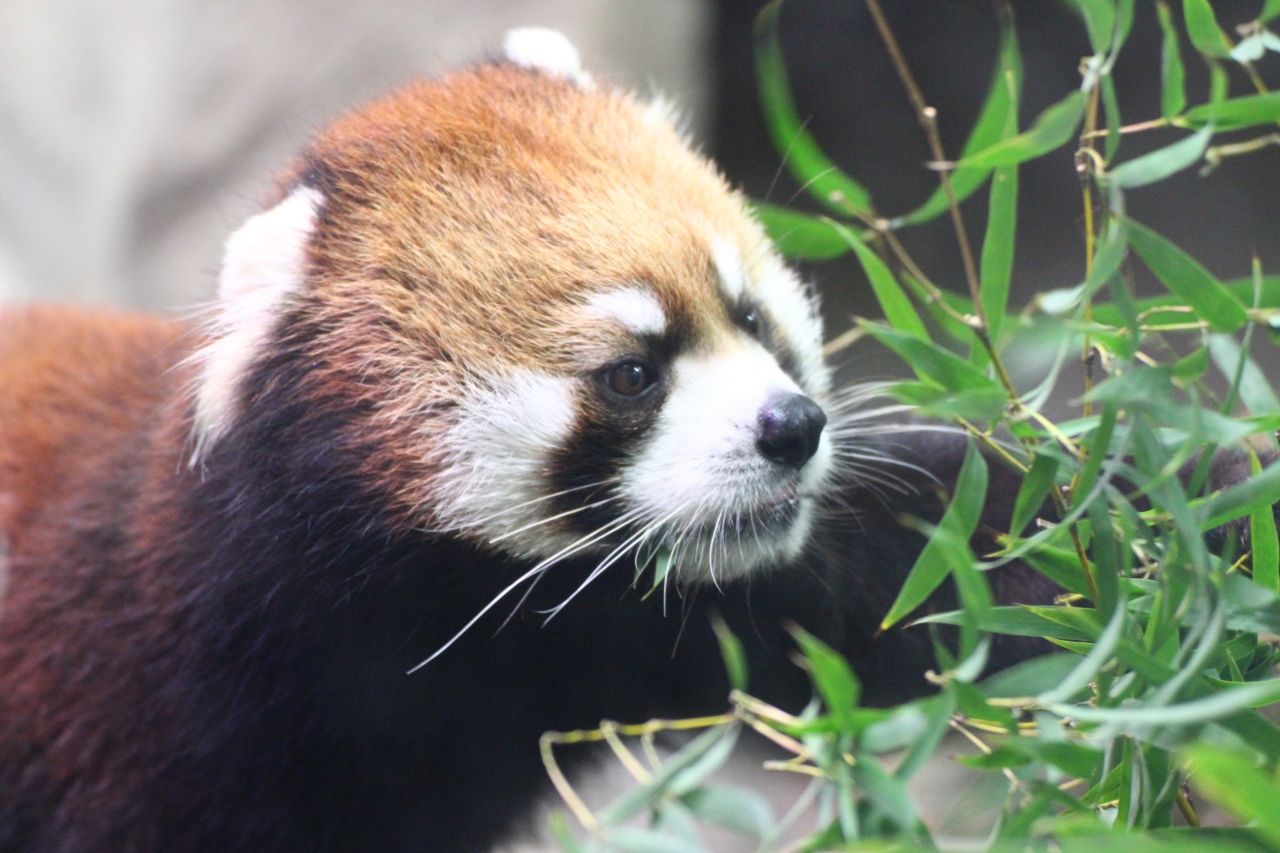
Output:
[190, 29, 831, 588]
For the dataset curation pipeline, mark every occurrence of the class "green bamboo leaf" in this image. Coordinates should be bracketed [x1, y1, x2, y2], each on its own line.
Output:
[1126, 219, 1248, 332]
[1108, 123, 1214, 188]
[1037, 217, 1128, 315]
[1068, 0, 1116, 54]
[1050, 677, 1280, 723]
[1264, 0, 1280, 24]
[1157, 1, 1188, 117]
[1010, 453, 1058, 537]
[1185, 746, 1280, 848]
[789, 626, 861, 728]
[886, 693, 955, 780]
[1102, 75, 1122, 162]
[828, 221, 928, 340]
[680, 786, 775, 840]
[1184, 92, 1280, 131]
[751, 202, 850, 260]
[954, 680, 1016, 732]
[607, 827, 706, 853]
[1208, 334, 1280, 416]
[1202, 458, 1280, 529]
[862, 324, 1002, 393]
[709, 612, 748, 692]
[980, 99, 1019, 343]
[1251, 451, 1280, 592]
[880, 441, 987, 631]
[754, 1, 873, 218]
[598, 725, 735, 824]
[979, 652, 1082, 697]
[1184, 0, 1233, 58]
[1021, 546, 1096, 599]
[915, 605, 1097, 641]
[958, 90, 1086, 171]
[895, 9, 1022, 227]
[887, 381, 1007, 422]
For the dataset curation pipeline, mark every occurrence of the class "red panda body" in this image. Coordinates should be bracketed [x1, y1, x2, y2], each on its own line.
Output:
[0, 34, 1063, 853]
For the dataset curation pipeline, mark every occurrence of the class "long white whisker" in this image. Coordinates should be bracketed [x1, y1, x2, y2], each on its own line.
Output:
[407, 507, 641, 672]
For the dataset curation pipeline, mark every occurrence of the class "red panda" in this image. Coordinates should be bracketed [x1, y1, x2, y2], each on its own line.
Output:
[0, 29, 853, 853]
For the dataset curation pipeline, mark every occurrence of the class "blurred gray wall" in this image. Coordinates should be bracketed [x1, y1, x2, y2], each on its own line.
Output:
[0, 0, 712, 310]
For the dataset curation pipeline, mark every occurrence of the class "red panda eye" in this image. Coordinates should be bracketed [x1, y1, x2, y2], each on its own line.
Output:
[743, 310, 761, 337]
[604, 361, 655, 397]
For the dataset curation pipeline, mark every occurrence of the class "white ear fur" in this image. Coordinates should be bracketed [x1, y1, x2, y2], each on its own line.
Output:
[189, 186, 323, 464]
[503, 28, 592, 89]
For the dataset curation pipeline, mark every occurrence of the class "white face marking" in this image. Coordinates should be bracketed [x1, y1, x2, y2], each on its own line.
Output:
[740, 240, 830, 401]
[430, 371, 580, 558]
[585, 287, 666, 337]
[189, 186, 323, 464]
[619, 340, 833, 581]
[502, 28, 593, 89]
[713, 238, 746, 303]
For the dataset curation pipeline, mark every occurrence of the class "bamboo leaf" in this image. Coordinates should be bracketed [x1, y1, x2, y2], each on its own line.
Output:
[880, 441, 987, 630]
[862, 324, 1002, 393]
[1126, 219, 1248, 332]
[1184, 92, 1280, 131]
[1068, 0, 1116, 54]
[1202, 458, 1280, 529]
[754, 1, 873, 218]
[751, 202, 850, 260]
[895, 9, 1022, 227]
[1185, 746, 1280, 848]
[1251, 450, 1280, 592]
[1184, 0, 1232, 58]
[789, 626, 861, 728]
[828, 221, 928, 340]
[1010, 453, 1058, 537]
[980, 96, 1020, 343]
[1157, 1, 1188, 117]
[958, 90, 1086, 171]
[1264, 0, 1280, 25]
[1108, 123, 1214, 188]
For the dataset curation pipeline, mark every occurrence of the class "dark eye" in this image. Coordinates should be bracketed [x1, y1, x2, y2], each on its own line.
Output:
[742, 310, 762, 337]
[604, 360, 656, 397]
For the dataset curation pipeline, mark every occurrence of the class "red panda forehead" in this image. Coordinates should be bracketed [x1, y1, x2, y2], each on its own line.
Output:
[298, 63, 758, 364]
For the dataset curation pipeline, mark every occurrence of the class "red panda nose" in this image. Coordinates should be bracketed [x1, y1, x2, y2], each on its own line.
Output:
[756, 393, 827, 470]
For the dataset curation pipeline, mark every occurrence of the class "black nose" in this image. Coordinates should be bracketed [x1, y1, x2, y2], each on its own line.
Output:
[756, 393, 827, 470]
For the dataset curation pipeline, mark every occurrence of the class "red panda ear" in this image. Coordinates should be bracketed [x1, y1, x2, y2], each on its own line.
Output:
[189, 186, 323, 464]
[502, 28, 593, 89]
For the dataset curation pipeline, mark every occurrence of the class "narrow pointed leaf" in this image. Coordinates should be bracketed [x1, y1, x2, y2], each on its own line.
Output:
[754, 1, 873, 218]
[1010, 453, 1058, 536]
[980, 102, 1019, 342]
[958, 90, 1085, 171]
[789, 626, 860, 728]
[1127, 219, 1248, 332]
[880, 442, 987, 630]
[752, 202, 850, 260]
[1108, 123, 1213, 188]
[1068, 0, 1116, 54]
[1250, 451, 1280, 592]
[896, 9, 1022, 227]
[1184, 0, 1232, 58]
[1202, 458, 1280, 529]
[862, 323, 1001, 393]
[1184, 91, 1280, 131]
[1185, 746, 1280, 848]
[1156, 1, 1187, 117]
[828, 221, 928, 339]
[1264, 0, 1280, 24]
